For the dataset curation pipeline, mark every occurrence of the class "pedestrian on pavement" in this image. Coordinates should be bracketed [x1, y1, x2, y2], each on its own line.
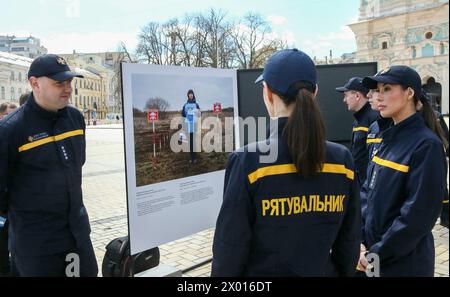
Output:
[0, 54, 98, 277]
[212, 49, 361, 277]
[358, 66, 448, 276]
[181, 89, 201, 164]
[0, 102, 17, 121]
[336, 77, 379, 187]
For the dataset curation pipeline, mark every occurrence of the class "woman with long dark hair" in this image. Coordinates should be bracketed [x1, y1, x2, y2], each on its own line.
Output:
[211, 49, 361, 276]
[359, 66, 447, 276]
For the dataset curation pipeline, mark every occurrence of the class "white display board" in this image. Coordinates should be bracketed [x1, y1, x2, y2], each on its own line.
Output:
[121, 63, 239, 255]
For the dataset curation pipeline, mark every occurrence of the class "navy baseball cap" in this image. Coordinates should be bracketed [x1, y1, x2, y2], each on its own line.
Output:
[28, 54, 83, 81]
[362, 65, 422, 97]
[335, 77, 369, 94]
[255, 48, 317, 97]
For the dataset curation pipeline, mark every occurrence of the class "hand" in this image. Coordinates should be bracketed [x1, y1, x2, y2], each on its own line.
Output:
[357, 244, 368, 272]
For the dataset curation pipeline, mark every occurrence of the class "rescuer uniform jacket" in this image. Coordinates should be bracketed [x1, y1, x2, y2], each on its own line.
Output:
[366, 117, 393, 162]
[361, 112, 446, 276]
[351, 102, 379, 187]
[0, 94, 95, 266]
[212, 117, 361, 277]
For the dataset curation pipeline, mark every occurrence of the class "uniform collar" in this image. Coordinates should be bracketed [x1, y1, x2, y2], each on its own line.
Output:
[377, 116, 393, 132]
[353, 102, 372, 121]
[382, 112, 425, 142]
[267, 117, 289, 138]
[27, 92, 68, 120]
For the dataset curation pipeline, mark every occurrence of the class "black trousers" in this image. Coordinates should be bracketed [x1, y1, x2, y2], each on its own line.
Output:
[189, 132, 197, 161]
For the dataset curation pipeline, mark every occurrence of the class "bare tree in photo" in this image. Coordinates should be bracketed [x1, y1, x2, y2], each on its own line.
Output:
[145, 97, 171, 119]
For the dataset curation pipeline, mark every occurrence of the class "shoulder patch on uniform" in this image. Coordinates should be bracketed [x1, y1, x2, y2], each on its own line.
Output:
[29, 132, 50, 142]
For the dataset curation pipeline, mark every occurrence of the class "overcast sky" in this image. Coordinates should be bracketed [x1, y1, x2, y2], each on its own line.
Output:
[132, 73, 234, 111]
[1, 0, 360, 59]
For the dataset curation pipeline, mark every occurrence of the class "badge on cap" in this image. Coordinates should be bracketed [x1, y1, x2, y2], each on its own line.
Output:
[57, 57, 67, 65]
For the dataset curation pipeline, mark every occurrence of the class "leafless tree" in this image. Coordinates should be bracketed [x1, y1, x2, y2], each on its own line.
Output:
[196, 8, 234, 68]
[133, 9, 286, 69]
[136, 22, 167, 64]
[145, 97, 171, 119]
[110, 42, 136, 114]
[231, 12, 286, 69]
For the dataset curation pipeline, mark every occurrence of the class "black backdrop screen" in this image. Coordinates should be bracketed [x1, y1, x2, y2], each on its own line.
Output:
[237, 62, 377, 148]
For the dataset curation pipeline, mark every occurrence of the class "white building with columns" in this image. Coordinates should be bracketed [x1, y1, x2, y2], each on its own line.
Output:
[0, 51, 32, 106]
[349, 0, 449, 114]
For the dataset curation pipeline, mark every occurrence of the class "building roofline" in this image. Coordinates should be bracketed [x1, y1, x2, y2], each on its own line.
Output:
[0, 51, 33, 67]
[350, 2, 448, 26]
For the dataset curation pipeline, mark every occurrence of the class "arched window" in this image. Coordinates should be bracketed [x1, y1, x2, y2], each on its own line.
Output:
[1, 86, 5, 100]
[11, 87, 15, 100]
[411, 46, 416, 58]
[18, 72, 22, 82]
[422, 44, 434, 57]
[440, 43, 445, 55]
[382, 41, 388, 49]
[10, 71, 15, 81]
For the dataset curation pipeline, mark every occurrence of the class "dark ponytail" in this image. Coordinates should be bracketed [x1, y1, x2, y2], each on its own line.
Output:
[412, 89, 449, 151]
[275, 81, 326, 178]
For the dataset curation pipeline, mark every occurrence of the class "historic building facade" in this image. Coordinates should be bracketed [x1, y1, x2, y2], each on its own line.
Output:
[0, 51, 32, 105]
[349, 0, 449, 114]
[60, 51, 122, 115]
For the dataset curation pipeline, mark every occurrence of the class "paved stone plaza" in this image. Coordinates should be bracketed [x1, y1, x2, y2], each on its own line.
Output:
[83, 124, 449, 277]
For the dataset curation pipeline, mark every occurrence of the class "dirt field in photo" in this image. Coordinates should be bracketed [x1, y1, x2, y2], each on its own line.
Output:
[133, 109, 234, 187]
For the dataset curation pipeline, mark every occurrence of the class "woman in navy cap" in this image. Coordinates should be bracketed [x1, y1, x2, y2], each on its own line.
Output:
[211, 49, 361, 276]
[359, 66, 448, 276]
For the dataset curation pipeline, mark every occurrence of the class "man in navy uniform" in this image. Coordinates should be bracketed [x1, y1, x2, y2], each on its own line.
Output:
[336, 78, 379, 186]
[0, 54, 98, 277]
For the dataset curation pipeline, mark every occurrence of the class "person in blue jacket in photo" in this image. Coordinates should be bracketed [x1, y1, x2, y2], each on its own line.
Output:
[181, 89, 201, 164]
[211, 49, 361, 277]
[359, 66, 448, 277]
